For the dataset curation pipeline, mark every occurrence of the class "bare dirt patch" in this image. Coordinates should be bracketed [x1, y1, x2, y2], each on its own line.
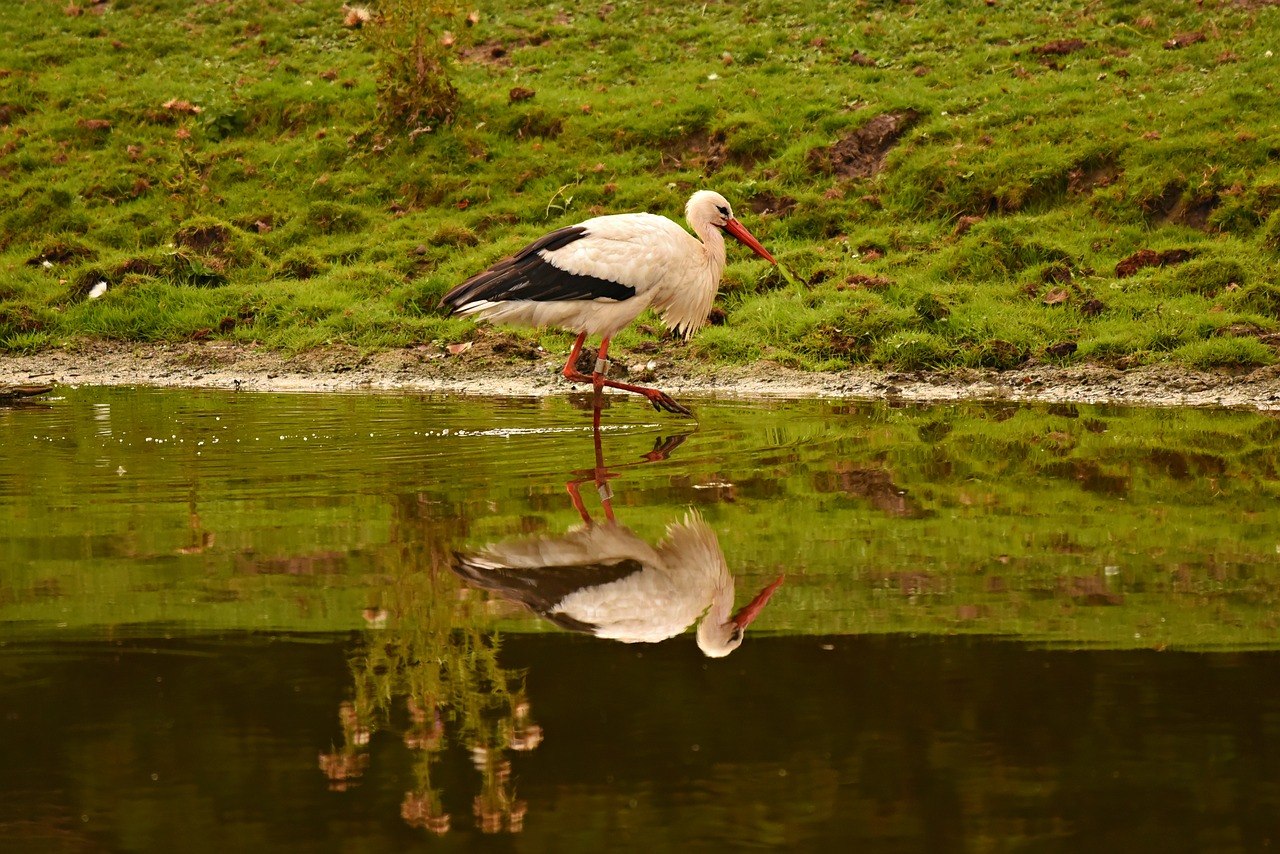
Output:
[1164, 194, 1219, 230]
[1031, 39, 1087, 56]
[1164, 31, 1206, 50]
[807, 110, 922, 179]
[26, 240, 96, 266]
[457, 40, 513, 66]
[840, 273, 893, 290]
[659, 130, 741, 175]
[174, 221, 233, 255]
[3, 342, 1279, 411]
[1115, 248, 1194, 277]
[1068, 158, 1121, 194]
[746, 193, 797, 216]
[1139, 183, 1221, 231]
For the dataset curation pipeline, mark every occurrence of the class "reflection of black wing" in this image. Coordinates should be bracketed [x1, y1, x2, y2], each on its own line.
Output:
[451, 553, 645, 635]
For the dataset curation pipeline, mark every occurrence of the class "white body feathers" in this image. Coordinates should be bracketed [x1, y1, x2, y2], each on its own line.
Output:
[448, 192, 735, 339]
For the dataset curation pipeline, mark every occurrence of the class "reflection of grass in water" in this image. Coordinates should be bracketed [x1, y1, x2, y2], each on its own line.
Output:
[1, 391, 1278, 649]
[331, 559, 539, 835]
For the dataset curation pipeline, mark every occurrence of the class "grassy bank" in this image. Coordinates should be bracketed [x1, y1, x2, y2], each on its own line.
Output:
[2, 0, 1279, 372]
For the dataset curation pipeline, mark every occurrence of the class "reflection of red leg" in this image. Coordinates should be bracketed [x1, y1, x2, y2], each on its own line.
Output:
[565, 479, 591, 523]
[592, 394, 605, 463]
[561, 336, 693, 417]
[591, 400, 616, 523]
[565, 398, 617, 524]
[641, 433, 691, 462]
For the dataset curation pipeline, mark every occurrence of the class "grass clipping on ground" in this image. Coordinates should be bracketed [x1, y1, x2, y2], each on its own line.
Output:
[1, 0, 1279, 373]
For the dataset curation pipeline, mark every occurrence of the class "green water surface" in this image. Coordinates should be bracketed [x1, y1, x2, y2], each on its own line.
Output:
[2, 388, 1279, 851]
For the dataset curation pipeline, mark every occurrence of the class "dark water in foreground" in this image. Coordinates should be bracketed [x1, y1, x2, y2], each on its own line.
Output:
[6, 636, 1280, 852]
[2, 388, 1279, 851]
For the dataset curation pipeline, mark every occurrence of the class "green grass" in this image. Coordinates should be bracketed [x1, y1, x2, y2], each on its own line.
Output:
[1, 0, 1279, 370]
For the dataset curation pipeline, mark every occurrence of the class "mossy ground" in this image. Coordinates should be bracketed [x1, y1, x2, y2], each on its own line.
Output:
[2, 0, 1279, 371]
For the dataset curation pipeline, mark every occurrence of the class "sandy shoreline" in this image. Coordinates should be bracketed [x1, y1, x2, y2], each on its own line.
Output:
[3, 342, 1280, 410]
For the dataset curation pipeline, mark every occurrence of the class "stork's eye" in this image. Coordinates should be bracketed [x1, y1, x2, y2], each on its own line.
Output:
[730, 626, 744, 643]
[716, 205, 730, 217]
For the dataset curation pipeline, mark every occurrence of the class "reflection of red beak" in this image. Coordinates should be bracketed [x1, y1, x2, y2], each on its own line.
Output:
[723, 217, 777, 265]
[731, 575, 785, 630]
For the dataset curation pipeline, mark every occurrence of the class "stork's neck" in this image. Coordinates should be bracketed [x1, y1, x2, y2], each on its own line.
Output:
[693, 219, 728, 277]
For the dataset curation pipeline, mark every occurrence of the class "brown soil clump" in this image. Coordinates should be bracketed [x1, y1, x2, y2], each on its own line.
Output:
[659, 130, 736, 175]
[1164, 31, 1206, 50]
[747, 193, 797, 216]
[1032, 39, 1087, 56]
[1067, 159, 1121, 194]
[1115, 248, 1193, 277]
[807, 110, 922, 179]
[174, 222, 233, 255]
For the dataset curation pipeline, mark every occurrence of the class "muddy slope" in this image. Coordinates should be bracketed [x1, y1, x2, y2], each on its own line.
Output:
[2, 343, 1279, 410]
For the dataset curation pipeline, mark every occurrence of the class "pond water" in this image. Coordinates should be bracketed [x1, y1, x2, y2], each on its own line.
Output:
[2, 387, 1279, 851]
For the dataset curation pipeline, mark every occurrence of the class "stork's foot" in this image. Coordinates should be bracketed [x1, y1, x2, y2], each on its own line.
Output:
[562, 368, 693, 417]
[641, 388, 694, 417]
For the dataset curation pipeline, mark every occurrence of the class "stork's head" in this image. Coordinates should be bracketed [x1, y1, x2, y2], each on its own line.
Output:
[695, 574, 785, 658]
[686, 190, 777, 265]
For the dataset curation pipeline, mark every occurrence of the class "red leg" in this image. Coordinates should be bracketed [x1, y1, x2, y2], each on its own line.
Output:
[560, 333, 692, 416]
[593, 338, 612, 393]
[561, 332, 589, 383]
[569, 337, 693, 417]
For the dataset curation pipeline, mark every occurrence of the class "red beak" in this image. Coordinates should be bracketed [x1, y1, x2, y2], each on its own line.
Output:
[730, 574, 785, 630]
[723, 217, 777, 265]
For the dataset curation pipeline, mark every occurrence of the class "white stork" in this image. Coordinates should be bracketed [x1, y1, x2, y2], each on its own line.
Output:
[452, 511, 785, 657]
[441, 190, 777, 416]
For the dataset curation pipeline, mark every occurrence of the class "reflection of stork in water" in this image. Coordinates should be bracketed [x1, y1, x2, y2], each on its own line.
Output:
[451, 407, 783, 658]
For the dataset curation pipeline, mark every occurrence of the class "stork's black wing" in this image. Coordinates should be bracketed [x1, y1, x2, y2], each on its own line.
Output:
[442, 226, 636, 309]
